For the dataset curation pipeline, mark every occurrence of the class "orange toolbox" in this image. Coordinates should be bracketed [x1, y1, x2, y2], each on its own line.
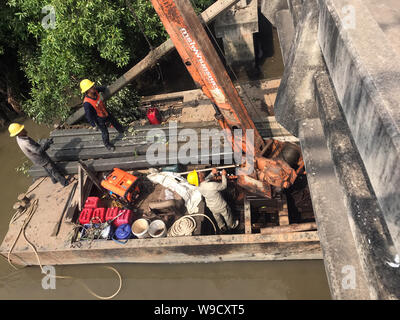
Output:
[101, 168, 140, 203]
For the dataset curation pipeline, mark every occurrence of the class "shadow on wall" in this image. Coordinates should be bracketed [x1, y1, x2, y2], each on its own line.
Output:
[254, 9, 275, 67]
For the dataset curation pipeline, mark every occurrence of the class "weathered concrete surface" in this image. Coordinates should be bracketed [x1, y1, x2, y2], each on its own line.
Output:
[275, 9, 295, 66]
[215, 0, 258, 66]
[299, 118, 370, 299]
[272, 0, 400, 299]
[363, 0, 400, 57]
[286, 0, 303, 28]
[318, 0, 400, 256]
[258, 0, 288, 26]
[313, 71, 400, 299]
[274, 0, 323, 136]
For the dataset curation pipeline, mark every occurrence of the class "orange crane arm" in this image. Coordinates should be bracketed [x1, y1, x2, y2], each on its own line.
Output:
[150, 0, 265, 155]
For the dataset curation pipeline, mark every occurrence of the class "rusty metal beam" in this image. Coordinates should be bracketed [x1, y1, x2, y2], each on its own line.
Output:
[150, 0, 265, 154]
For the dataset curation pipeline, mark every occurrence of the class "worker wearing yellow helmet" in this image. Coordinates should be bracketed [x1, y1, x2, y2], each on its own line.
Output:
[80, 79, 124, 152]
[187, 168, 238, 233]
[9, 123, 70, 187]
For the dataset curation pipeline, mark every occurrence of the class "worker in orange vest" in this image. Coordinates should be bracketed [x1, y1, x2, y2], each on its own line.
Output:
[80, 79, 124, 151]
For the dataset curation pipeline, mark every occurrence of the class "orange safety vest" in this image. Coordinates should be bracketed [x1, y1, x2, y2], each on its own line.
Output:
[83, 90, 109, 118]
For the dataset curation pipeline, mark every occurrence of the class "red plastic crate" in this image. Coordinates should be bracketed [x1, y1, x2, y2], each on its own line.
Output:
[105, 207, 119, 224]
[92, 207, 106, 223]
[114, 209, 134, 227]
[84, 197, 100, 209]
[79, 208, 93, 225]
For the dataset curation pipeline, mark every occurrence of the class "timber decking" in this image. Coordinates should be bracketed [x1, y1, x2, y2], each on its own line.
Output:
[29, 118, 297, 177]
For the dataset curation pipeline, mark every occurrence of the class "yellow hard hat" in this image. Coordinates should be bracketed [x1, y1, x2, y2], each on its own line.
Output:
[80, 79, 95, 93]
[8, 123, 24, 137]
[187, 170, 199, 186]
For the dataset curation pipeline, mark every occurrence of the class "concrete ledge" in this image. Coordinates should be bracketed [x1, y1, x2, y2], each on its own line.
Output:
[274, 0, 323, 136]
[299, 117, 370, 299]
[259, 0, 288, 26]
[318, 0, 400, 254]
[275, 9, 295, 66]
[314, 71, 400, 299]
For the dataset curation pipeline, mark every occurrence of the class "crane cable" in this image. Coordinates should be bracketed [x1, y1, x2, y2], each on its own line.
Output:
[5, 198, 123, 300]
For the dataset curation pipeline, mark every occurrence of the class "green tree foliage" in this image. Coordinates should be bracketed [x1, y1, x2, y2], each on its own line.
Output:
[0, 0, 215, 124]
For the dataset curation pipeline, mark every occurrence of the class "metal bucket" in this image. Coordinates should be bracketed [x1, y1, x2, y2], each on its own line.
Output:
[131, 218, 150, 238]
[148, 220, 167, 238]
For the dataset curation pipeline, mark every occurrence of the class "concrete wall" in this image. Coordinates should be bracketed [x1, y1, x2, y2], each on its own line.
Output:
[318, 0, 400, 256]
[272, 0, 400, 299]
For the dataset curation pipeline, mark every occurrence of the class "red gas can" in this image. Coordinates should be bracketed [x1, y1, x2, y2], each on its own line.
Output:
[84, 197, 100, 209]
[114, 209, 134, 227]
[146, 107, 161, 125]
[92, 207, 106, 223]
[79, 208, 93, 225]
[105, 207, 119, 224]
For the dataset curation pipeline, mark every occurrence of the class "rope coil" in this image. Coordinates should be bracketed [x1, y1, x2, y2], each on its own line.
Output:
[6, 198, 122, 300]
[168, 214, 217, 237]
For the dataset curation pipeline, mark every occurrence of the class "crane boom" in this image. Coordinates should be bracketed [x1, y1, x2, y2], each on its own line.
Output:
[150, 0, 304, 198]
[150, 0, 265, 154]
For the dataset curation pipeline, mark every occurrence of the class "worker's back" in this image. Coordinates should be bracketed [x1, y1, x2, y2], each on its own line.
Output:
[198, 175, 227, 211]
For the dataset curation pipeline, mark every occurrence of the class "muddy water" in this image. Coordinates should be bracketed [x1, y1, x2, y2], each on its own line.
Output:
[0, 23, 331, 300]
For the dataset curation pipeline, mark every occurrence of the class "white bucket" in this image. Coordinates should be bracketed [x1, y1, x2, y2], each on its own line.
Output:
[148, 220, 167, 238]
[131, 219, 150, 238]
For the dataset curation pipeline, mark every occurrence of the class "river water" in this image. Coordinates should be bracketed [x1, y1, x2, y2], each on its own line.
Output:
[0, 114, 330, 301]
[0, 24, 331, 300]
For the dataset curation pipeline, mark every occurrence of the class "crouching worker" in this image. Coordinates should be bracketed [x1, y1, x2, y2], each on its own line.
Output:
[9, 123, 69, 187]
[188, 168, 239, 233]
[80, 79, 124, 152]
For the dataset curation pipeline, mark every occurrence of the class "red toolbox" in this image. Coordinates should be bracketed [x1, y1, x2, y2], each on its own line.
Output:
[84, 196, 100, 209]
[114, 209, 134, 227]
[79, 208, 93, 225]
[91, 207, 106, 223]
[105, 207, 119, 224]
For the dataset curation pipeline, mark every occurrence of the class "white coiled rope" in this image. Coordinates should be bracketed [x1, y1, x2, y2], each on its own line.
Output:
[168, 214, 217, 237]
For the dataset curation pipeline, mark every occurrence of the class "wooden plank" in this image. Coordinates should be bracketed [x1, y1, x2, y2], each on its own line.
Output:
[244, 196, 252, 234]
[29, 151, 235, 177]
[1, 231, 321, 266]
[47, 139, 228, 162]
[49, 133, 225, 151]
[51, 181, 78, 237]
[65, 175, 93, 223]
[78, 161, 103, 192]
[52, 121, 218, 137]
[278, 194, 289, 226]
[260, 222, 317, 235]
[78, 164, 83, 211]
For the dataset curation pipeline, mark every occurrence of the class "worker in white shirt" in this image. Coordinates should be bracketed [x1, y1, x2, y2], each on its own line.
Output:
[187, 168, 239, 232]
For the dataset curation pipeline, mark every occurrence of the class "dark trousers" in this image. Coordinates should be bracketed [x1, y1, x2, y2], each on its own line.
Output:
[43, 159, 67, 185]
[97, 114, 124, 146]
